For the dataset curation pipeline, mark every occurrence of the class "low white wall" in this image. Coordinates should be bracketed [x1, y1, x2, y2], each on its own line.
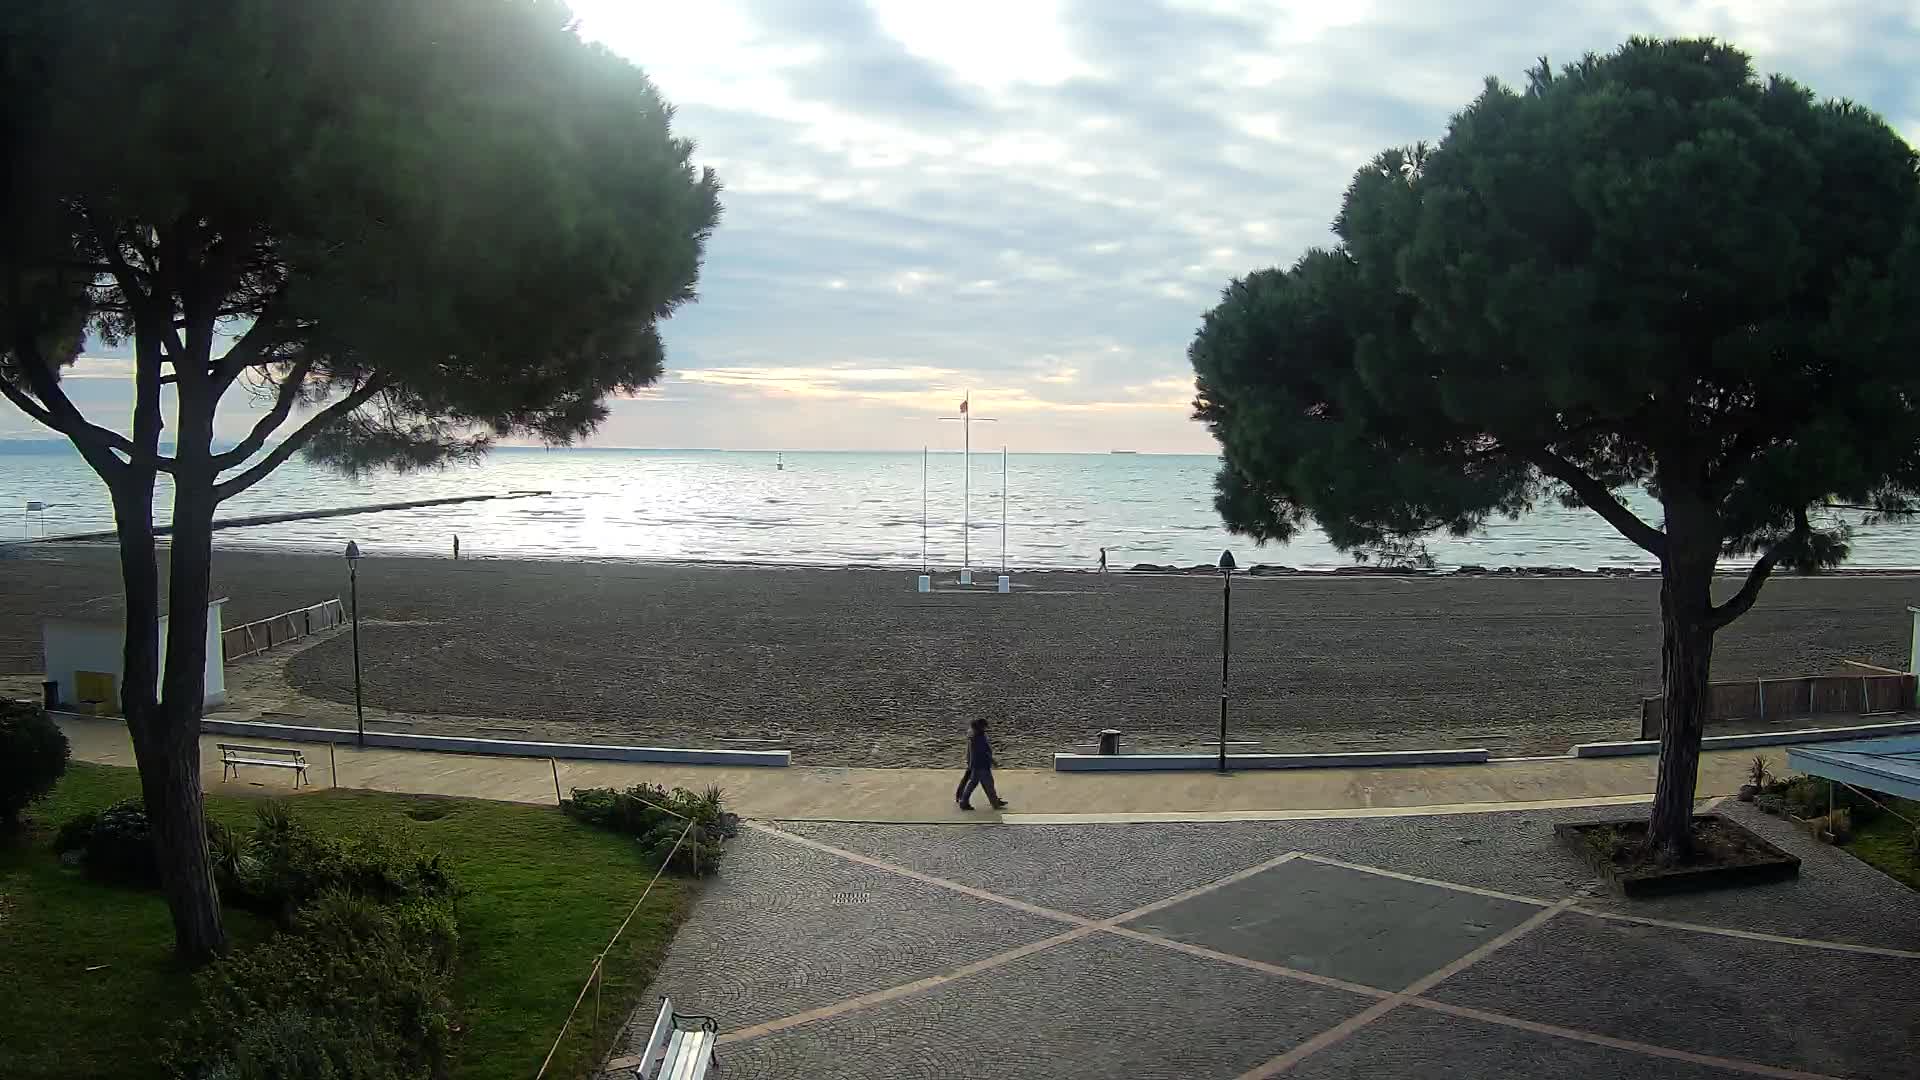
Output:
[42, 598, 227, 710]
[1054, 748, 1492, 772]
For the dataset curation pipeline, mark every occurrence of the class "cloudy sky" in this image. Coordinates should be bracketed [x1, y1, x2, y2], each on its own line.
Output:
[25, 1, 1920, 453]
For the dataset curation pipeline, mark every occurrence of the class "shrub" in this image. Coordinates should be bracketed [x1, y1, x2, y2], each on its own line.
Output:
[57, 798, 160, 885]
[199, 1011, 385, 1080]
[1747, 755, 1771, 789]
[169, 892, 459, 1080]
[561, 783, 735, 875]
[235, 802, 457, 922]
[0, 699, 69, 828]
[1784, 777, 1828, 818]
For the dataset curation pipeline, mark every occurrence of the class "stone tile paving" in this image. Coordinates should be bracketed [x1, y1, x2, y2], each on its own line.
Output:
[714, 933, 1373, 1080]
[628, 831, 1067, 1033]
[1573, 801, 1920, 951]
[1428, 911, 1920, 1079]
[1124, 857, 1542, 990]
[774, 818, 1306, 919]
[620, 802, 1919, 1078]
[1289, 1007, 1754, 1080]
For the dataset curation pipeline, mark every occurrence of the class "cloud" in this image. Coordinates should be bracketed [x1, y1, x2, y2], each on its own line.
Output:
[54, 3, 1920, 455]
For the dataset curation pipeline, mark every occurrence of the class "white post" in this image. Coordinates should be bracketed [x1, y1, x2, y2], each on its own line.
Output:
[1908, 606, 1920, 681]
[1001, 445, 1008, 573]
[921, 445, 928, 574]
[962, 395, 970, 580]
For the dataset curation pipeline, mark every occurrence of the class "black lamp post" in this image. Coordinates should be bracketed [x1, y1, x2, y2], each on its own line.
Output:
[345, 540, 365, 748]
[1218, 548, 1235, 774]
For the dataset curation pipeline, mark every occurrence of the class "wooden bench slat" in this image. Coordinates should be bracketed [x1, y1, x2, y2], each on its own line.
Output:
[662, 1030, 691, 1080]
[677, 1032, 714, 1080]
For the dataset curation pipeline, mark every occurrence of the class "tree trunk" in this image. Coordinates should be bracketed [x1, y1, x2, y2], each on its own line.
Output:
[153, 381, 228, 961]
[110, 464, 227, 962]
[1650, 537, 1718, 858]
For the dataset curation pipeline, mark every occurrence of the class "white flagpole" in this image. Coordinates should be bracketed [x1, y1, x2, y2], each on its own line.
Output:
[935, 394, 993, 584]
[1001, 445, 1008, 572]
[921, 445, 928, 573]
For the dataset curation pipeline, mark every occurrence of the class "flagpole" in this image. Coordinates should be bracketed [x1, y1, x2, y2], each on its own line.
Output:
[1001, 445, 1008, 573]
[936, 395, 992, 584]
[921, 445, 928, 574]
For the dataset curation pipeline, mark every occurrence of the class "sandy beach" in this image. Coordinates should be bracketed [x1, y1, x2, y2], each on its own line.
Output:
[3, 545, 1916, 767]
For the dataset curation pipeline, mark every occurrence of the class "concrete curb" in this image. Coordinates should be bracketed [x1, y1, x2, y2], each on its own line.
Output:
[191, 717, 793, 767]
[1052, 748, 1491, 772]
[1572, 717, 1920, 758]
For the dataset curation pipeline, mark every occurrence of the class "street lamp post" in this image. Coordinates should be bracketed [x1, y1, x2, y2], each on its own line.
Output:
[345, 540, 365, 748]
[1218, 549, 1235, 774]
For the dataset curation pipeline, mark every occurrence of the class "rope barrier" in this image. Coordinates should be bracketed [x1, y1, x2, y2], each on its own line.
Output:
[532, 813, 697, 1080]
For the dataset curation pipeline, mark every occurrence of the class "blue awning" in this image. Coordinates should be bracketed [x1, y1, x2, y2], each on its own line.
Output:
[1788, 735, 1920, 802]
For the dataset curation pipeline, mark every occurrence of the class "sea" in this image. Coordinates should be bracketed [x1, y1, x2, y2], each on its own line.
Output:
[2, 443, 1916, 571]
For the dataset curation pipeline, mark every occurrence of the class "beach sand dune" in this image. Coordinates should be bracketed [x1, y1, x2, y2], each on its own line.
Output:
[2, 546, 1914, 767]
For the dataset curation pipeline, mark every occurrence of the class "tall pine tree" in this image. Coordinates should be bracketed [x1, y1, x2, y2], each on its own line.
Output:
[0, 0, 721, 960]
[1192, 38, 1920, 855]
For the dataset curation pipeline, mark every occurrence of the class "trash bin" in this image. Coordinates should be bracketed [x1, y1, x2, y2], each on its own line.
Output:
[1097, 729, 1121, 755]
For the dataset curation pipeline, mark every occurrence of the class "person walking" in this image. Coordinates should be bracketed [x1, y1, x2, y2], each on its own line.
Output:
[955, 716, 1008, 810]
[1098, 547, 1107, 574]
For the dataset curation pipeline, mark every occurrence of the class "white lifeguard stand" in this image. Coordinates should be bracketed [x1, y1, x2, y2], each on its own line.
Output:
[42, 598, 229, 713]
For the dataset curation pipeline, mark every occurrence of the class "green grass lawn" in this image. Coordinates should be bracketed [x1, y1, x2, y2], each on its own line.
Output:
[0, 762, 695, 1080]
[1841, 795, 1920, 891]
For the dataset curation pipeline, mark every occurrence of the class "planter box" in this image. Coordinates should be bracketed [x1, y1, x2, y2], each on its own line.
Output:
[1555, 814, 1801, 898]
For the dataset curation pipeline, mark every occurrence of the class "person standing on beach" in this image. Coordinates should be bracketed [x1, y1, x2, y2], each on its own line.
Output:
[955, 716, 1008, 810]
[1098, 547, 1108, 574]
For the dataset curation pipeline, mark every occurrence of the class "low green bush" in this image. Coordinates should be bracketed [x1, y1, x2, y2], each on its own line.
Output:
[57, 798, 160, 885]
[234, 802, 456, 922]
[168, 891, 459, 1080]
[0, 699, 69, 828]
[561, 783, 734, 875]
[1781, 777, 1884, 824]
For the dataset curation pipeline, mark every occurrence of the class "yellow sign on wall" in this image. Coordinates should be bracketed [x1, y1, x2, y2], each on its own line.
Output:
[74, 670, 117, 714]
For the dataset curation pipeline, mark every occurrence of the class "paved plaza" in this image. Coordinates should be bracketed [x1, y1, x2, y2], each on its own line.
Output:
[619, 802, 1919, 1079]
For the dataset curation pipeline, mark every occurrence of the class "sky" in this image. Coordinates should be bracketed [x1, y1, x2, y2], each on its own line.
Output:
[23, 0, 1920, 454]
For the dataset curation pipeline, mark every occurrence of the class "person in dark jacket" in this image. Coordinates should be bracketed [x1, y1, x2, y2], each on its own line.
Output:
[955, 716, 1008, 810]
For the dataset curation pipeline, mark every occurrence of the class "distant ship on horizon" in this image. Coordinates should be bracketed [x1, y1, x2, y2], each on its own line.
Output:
[1109, 449, 1139, 455]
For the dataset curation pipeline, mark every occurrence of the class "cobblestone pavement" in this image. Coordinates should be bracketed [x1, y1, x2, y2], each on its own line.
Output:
[615, 803, 1919, 1079]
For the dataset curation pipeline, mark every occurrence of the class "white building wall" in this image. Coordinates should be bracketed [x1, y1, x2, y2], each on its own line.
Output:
[41, 598, 228, 711]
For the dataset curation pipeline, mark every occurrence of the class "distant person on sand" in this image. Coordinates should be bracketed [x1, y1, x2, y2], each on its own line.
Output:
[1098, 547, 1107, 574]
[452, 534, 460, 560]
[955, 716, 1008, 811]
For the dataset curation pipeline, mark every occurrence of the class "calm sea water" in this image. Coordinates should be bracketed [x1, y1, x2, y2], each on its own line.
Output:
[1, 444, 1915, 570]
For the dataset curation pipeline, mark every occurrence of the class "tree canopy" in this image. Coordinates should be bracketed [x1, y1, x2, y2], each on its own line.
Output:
[1190, 37, 1920, 851]
[2, 0, 721, 486]
[0, 0, 721, 961]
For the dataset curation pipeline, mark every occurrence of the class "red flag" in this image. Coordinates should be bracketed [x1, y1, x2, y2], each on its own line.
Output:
[959, 398, 968, 413]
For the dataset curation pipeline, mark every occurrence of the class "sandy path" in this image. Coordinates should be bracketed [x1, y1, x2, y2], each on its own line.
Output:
[2, 546, 1914, 766]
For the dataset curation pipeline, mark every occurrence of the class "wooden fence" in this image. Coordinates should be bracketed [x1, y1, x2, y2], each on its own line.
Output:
[221, 599, 345, 662]
[1639, 672, 1916, 739]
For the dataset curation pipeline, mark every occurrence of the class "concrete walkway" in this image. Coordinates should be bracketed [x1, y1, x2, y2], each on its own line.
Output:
[60, 714, 1779, 822]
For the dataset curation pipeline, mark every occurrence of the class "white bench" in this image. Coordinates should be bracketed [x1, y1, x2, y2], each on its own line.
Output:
[217, 743, 310, 788]
[634, 997, 717, 1079]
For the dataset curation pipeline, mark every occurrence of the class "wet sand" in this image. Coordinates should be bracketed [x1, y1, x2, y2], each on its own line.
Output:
[2, 545, 1915, 766]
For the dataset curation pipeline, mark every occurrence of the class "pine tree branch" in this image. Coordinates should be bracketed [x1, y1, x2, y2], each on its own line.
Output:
[1527, 447, 1667, 556]
[211, 359, 312, 470]
[213, 376, 388, 502]
[1708, 513, 1810, 630]
[5, 331, 167, 475]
